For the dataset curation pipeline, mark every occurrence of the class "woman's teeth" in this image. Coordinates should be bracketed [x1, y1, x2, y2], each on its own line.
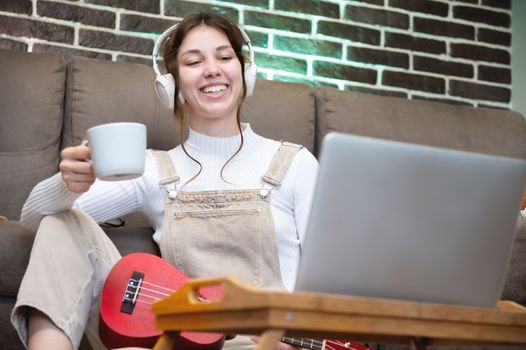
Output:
[201, 85, 227, 94]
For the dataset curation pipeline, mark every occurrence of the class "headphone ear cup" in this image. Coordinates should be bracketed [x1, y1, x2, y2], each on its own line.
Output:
[244, 62, 257, 97]
[154, 73, 175, 108]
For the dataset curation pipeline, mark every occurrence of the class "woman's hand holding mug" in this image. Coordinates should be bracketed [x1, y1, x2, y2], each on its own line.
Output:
[59, 142, 96, 193]
[59, 122, 147, 193]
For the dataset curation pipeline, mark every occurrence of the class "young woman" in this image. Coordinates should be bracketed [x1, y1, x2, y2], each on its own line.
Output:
[11, 12, 318, 350]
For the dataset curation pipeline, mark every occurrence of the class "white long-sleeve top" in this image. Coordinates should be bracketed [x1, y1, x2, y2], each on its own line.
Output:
[20, 124, 319, 291]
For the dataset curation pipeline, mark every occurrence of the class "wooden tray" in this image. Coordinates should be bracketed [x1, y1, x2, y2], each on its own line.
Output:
[151, 277, 526, 350]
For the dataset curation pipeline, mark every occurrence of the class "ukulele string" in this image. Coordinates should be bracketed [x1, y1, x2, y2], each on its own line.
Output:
[139, 279, 175, 292]
[129, 278, 174, 294]
[136, 285, 171, 297]
[124, 278, 209, 307]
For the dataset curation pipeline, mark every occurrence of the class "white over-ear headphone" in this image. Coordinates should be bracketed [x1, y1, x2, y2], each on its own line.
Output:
[152, 22, 258, 109]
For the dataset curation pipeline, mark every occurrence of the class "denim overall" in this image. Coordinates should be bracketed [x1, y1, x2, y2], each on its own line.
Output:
[151, 141, 302, 290]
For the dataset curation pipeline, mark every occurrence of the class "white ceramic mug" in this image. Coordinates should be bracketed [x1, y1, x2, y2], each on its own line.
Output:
[87, 122, 147, 181]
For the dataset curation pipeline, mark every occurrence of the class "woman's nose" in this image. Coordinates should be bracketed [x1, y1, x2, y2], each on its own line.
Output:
[204, 60, 221, 77]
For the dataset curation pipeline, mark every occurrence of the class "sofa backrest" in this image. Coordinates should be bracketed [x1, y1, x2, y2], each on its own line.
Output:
[316, 87, 526, 160]
[241, 79, 316, 153]
[0, 50, 66, 220]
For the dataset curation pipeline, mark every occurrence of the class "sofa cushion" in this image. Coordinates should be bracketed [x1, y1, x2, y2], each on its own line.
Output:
[315, 87, 526, 160]
[63, 57, 177, 150]
[242, 79, 316, 152]
[0, 50, 65, 220]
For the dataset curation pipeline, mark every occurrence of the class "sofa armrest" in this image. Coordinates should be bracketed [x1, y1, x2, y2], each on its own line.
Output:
[0, 221, 35, 297]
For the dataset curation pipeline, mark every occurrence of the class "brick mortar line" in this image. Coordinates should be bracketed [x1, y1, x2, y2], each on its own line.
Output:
[238, 7, 327, 21]
[407, 51, 511, 68]
[444, 75, 512, 88]
[306, 56, 313, 77]
[257, 68, 353, 90]
[238, 9, 244, 26]
[73, 22, 80, 46]
[0, 33, 31, 45]
[311, 17, 318, 36]
[69, 23, 159, 40]
[446, 37, 512, 51]
[475, 101, 512, 108]
[450, 2, 512, 15]
[258, 47, 344, 65]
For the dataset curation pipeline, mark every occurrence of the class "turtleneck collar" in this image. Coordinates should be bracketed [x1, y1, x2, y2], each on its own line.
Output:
[183, 123, 259, 157]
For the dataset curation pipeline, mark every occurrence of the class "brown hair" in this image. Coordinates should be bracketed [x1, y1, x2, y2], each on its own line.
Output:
[162, 12, 248, 185]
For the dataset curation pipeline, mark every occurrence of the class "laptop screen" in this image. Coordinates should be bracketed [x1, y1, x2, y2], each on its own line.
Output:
[295, 132, 526, 307]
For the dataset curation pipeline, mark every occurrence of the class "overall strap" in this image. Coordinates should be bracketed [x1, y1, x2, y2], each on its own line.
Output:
[261, 141, 303, 187]
[150, 150, 180, 191]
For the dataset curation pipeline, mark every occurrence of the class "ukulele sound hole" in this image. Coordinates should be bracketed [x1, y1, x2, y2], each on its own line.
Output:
[121, 271, 145, 315]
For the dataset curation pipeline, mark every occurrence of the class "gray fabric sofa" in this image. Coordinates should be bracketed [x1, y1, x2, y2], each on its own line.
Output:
[1, 48, 525, 350]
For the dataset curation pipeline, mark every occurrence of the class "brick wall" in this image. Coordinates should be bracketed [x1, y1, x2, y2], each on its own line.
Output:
[0, 0, 512, 108]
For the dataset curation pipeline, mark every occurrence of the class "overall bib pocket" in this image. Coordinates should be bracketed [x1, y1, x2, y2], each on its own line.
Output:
[169, 200, 266, 287]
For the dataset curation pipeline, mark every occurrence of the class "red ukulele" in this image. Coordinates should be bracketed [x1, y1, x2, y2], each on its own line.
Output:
[99, 253, 224, 349]
[99, 253, 371, 350]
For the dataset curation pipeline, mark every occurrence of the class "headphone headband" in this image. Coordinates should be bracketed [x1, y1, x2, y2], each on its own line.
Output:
[152, 22, 179, 76]
[152, 20, 257, 109]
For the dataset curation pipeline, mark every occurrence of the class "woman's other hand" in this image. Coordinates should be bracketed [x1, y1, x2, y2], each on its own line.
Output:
[59, 143, 95, 193]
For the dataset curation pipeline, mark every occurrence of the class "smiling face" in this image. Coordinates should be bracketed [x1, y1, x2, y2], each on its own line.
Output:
[177, 24, 244, 136]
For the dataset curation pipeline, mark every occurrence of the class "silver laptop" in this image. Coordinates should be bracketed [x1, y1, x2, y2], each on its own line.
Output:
[295, 132, 526, 307]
